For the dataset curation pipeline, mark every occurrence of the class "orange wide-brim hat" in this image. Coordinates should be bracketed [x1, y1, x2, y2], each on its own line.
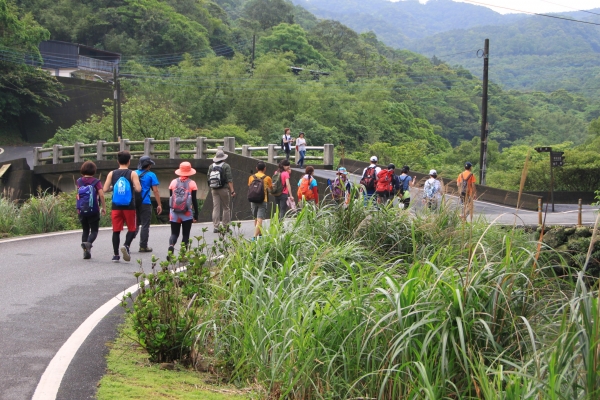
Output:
[175, 161, 196, 176]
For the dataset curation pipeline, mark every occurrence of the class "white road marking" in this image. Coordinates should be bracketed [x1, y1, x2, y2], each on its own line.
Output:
[31, 283, 138, 400]
[0, 147, 4, 155]
[28, 222, 242, 399]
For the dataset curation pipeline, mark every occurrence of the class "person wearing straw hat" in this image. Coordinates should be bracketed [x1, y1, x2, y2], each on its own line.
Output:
[167, 161, 199, 258]
[208, 149, 235, 233]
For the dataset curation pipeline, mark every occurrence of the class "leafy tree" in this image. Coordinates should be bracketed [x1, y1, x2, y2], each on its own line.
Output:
[309, 20, 359, 59]
[45, 96, 196, 146]
[0, 0, 66, 140]
[243, 0, 293, 30]
[257, 23, 330, 68]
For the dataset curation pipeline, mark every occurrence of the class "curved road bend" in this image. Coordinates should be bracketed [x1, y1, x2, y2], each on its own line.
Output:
[0, 222, 257, 400]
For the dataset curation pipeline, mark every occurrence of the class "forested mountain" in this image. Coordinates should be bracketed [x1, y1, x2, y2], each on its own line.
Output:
[292, 0, 522, 48]
[2, 0, 600, 191]
[292, 0, 600, 97]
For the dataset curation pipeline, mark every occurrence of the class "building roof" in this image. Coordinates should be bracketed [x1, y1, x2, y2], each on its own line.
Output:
[40, 40, 121, 58]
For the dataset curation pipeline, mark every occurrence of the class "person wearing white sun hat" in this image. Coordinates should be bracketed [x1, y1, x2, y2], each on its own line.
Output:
[208, 149, 236, 233]
[422, 169, 442, 210]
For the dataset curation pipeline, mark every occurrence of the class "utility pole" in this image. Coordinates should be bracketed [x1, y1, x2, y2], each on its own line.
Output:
[116, 74, 122, 140]
[479, 38, 489, 186]
[251, 34, 256, 69]
[113, 67, 118, 142]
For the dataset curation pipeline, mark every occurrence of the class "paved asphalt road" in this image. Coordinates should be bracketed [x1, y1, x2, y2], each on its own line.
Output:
[0, 222, 257, 400]
[0, 145, 38, 167]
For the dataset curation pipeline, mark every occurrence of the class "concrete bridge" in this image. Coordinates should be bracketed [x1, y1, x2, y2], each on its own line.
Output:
[28, 136, 334, 200]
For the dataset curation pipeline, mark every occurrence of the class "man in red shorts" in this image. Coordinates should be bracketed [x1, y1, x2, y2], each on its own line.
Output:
[103, 151, 141, 262]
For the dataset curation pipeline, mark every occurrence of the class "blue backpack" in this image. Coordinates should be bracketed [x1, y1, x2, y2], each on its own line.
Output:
[112, 174, 133, 206]
[77, 178, 100, 215]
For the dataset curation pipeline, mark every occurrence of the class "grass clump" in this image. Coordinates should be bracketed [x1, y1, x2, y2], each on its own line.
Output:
[186, 200, 600, 399]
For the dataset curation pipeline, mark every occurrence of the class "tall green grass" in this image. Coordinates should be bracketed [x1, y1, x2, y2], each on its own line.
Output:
[0, 189, 113, 236]
[192, 199, 599, 399]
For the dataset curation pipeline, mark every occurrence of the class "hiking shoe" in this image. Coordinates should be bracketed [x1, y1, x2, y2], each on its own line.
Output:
[139, 246, 153, 253]
[213, 227, 219, 233]
[81, 242, 92, 259]
[111, 255, 120, 263]
[120, 245, 131, 262]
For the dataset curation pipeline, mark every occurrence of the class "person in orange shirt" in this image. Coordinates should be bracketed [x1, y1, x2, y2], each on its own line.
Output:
[247, 162, 273, 239]
[457, 162, 476, 219]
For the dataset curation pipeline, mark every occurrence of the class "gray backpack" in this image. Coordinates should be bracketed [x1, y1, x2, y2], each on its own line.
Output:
[170, 178, 191, 212]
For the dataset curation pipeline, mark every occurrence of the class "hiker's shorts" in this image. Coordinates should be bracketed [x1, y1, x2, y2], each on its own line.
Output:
[111, 209, 137, 232]
[251, 202, 268, 220]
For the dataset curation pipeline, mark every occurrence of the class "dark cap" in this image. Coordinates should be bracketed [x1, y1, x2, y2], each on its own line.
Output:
[138, 156, 155, 169]
[387, 163, 395, 170]
[465, 161, 472, 169]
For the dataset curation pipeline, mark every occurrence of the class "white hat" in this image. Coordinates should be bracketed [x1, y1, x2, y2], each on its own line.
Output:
[213, 149, 228, 162]
[429, 169, 437, 175]
[370, 156, 378, 162]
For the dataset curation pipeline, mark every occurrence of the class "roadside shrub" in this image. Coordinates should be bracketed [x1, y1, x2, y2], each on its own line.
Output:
[0, 196, 19, 236]
[19, 189, 65, 234]
[122, 237, 212, 363]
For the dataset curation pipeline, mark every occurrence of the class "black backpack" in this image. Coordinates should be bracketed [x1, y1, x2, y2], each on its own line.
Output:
[460, 172, 473, 196]
[360, 167, 377, 191]
[247, 174, 266, 203]
[398, 175, 408, 195]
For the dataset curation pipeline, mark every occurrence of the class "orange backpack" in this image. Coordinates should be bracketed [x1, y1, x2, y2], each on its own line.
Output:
[376, 170, 393, 192]
[297, 176, 315, 201]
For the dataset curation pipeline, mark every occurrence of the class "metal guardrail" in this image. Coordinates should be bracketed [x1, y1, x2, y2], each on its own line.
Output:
[33, 137, 334, 167]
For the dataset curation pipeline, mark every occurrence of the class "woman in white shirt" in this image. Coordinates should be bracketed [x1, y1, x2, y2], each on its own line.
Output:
[296, 132, 307, 167]
[282, 128, 295, 161]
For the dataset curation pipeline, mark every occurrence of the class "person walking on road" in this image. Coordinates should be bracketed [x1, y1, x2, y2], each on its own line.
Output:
[360, 156, 381, 204]
[297, 165, 319, 206]
[296, 132, 307, 168]
[422, 169, 442, 210]
[208, 150, 236, 233]
[398, 165, 416, 209]
[103, 151, 141, 262]
[376, 164, 396, 205]
[457, 162, 476, 219]
[282, 128, 295, 161]
[331, 166, 352, 204]
[247, 161, 273, 239]
[271, 159, 293, 219]
[167, 161, 199, 258]
[76, 161, 106, 260]
[135, 156, 162, 252]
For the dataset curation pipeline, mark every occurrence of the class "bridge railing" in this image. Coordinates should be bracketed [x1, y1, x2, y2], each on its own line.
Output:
[33, 137, 334, 167]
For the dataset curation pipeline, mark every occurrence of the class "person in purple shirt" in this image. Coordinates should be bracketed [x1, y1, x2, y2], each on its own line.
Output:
[76, 161, 106, 260]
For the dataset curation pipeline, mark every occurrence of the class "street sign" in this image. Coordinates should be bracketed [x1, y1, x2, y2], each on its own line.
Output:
[535, 146, 552, 153]
[551, 151, 565, 167]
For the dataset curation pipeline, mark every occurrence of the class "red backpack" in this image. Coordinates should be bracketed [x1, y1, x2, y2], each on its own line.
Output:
[376, 170, 394, 192]
[297, 176, 315, 201]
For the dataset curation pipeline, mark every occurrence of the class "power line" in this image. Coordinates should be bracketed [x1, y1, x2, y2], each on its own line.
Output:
[461, 0, 600, 26]
[537, 0, 600, 17]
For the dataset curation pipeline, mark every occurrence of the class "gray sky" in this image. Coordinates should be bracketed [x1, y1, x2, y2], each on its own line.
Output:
[396, 0, 600, 14]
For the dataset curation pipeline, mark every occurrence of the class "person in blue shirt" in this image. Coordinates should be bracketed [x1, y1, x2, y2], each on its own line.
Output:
[135, 156, 162, 252]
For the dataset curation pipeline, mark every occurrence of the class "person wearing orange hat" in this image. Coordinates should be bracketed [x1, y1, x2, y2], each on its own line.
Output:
[167, 161, 199, 259]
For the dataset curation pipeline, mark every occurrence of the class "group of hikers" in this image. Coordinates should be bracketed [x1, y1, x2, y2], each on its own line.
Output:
[74, 128, 477, 260]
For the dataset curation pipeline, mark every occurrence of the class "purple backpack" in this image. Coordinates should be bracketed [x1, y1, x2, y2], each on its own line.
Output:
[77, 178, 100, 215]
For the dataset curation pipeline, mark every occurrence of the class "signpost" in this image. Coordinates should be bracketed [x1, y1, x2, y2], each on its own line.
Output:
[535, 147, 565, 212]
